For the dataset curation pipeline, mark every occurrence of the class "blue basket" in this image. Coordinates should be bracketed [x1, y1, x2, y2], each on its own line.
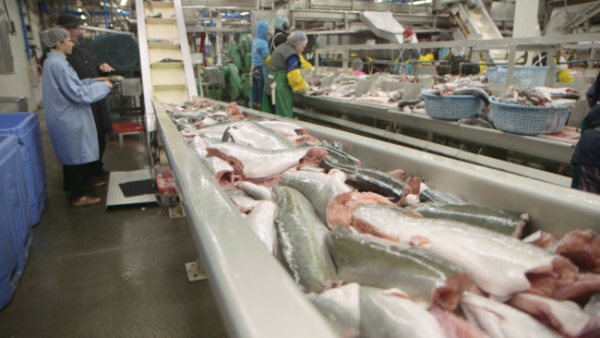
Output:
[422, 89, 484, 120]
[487, 66, 549, 88]
[491, 100, 571, 135]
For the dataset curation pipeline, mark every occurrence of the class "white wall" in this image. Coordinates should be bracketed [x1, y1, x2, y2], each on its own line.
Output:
[0, 0, 42, 112]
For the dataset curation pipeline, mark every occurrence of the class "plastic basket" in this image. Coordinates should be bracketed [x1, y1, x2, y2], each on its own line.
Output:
[421, 89, 484, 120]
[491, 100, 571, 135]
[486, 66, 549, 88]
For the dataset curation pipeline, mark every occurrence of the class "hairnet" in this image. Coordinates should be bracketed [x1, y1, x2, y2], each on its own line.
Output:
[352, 58, 364, 71]
[274, 16, 289, 33]
[267, 23, 275, 36]
[287, 31, 308, 47]
[40, 28, 70, 48]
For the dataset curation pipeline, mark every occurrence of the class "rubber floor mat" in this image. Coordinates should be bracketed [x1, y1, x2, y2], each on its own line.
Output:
[119, 179, 158, 197]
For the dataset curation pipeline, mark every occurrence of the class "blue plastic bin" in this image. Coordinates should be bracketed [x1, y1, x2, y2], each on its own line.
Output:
[0, 134, 32, 310]
[0, 113, 47, 226]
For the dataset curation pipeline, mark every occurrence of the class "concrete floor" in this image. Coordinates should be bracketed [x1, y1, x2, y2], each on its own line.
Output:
[0, 111, 228, 337]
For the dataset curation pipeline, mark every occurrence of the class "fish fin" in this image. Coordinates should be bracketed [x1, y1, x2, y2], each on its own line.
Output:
[409, 235, 433, 249]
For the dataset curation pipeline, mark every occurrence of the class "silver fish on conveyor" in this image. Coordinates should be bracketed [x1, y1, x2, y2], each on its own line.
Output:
[508, 293, 600, 338]
[346, 204, 577, 300]
[236, 181, 273, 201]
[274, 186, 337, 293]
[462, 292, 562, 338]
[206, 143, 327, 179]
[223, 188, 248, 197]
[327, 225, 472, 311]
[222, 121, 294, 150]
[187, 136, 207, 158]
[360, 286, 447, 338]
[257, 120, 307, 137]
[410, 202, 529, 238]
[245, 200, 278, 255]
[307, 283, 360, 338]
[200, 156, 234, 184]
[229, 195, 262, 213]
[279, 169, 352, 223]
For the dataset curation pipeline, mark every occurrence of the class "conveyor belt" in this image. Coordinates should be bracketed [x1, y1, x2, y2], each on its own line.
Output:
[296, 94, 577, 165]
[155, 96, 600, 338]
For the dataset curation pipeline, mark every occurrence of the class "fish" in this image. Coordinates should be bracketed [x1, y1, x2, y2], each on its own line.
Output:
[325, 191, 396, 229]
[229, 195, 262, 213]
[398, 99, 425, 108]
[424, 89, 441, 96]
[206, 143, 327, 179]
[200, 156, 234, 186]
[279, 170, 351, 223]
[410, 202, 529, 238]
[552, 273, 600, 307]
[226, 102, 245, 120]
[274, 186, 337, 293]
[360, 286, 447, 338]
[222, 188, 248, 197]
[346, 204, 577, 300]
[552, 230, 600, 272]
[390, 89, 404, 101]
[187, 135, 207, 158]
[289, 134, 322, 146]
[348, 168, 409, 203]
[461, 292, 562, 338]
[584, 294, 600, 317]
[453, 87, 491, 106]
[236, 181, 273, 201]
[319, 145, 362, 167]
[222, 120, 294, 150]
[523, 230, 558, 249]
[322, 156, 360, 174]
[307, 283, 360, 338]
[327, 225, 472, 311]
[419, 184, 464, 204]
[429, 305, 490, 338]
[509, 293, 600, 338]
[245, 200, 278, 255]
[458, 118, 494, 129]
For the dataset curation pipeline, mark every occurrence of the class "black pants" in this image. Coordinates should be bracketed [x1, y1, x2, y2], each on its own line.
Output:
[63, 163, 92, 201]
[89, 132, 106, 176]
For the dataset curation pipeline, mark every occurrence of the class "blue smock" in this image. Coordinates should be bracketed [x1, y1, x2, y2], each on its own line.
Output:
[252, 21, 270, 81]
[42, 52, 110, 165]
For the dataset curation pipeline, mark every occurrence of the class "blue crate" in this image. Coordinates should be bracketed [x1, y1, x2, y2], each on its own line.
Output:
[0, 113, 47, 226]
[0, 134, 32, 310]
[491, 100, 571, 135]
[487, 66, 549, 88]
[422, 89, 484, 120]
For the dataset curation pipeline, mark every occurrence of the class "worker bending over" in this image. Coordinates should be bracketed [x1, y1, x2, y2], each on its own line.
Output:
[267, 31, 310, 119]
[353, 58, 366, 76]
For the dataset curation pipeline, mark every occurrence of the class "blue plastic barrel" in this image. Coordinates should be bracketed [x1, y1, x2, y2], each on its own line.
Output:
[0, 134, 32, 310]
[0, 113, 47, 226]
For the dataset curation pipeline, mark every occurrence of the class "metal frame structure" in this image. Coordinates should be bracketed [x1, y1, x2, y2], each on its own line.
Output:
[135, 0, 155, 132]
[314, 33, 600, 86]
[155, 96, 600, 338]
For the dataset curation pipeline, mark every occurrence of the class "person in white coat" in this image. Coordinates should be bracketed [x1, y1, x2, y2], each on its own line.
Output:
[40, 28, 112, 206]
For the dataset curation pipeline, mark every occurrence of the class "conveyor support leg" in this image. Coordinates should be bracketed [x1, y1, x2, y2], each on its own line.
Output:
[185, 258, 208, 282]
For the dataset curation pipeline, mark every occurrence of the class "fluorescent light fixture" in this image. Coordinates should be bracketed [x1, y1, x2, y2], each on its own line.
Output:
[410, 0, 432, 5]
[77, 7, 82, 12]
[120, 0, 127, 6]
[80, 14, 86, 20]
[240, 12, 249, 15]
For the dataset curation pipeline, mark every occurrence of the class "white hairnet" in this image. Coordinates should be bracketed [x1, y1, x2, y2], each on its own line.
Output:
[40, 28, 70, 48]
[267, 23, 275, 36]
[352, 58, 364, 71]
[287, 31, 308, 47]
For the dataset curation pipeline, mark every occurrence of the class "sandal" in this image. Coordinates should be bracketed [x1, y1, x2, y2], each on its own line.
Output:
[72, 196, 101, 206]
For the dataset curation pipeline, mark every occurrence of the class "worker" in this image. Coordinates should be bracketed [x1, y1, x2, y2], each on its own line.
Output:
[393, 29, 420, 75]
[269, 16, 290, 53]
[267, 31, 310, 119]
[352, 58, 366, 76]
[432, 31, 478, 76]
[251, 21, 271, 110]
[571, 72, 600, 194]
[42, 13, 115, 184]
[40, 28, 112, 206]
[557, 45, 573, 83]
[433, 31, 453, 61]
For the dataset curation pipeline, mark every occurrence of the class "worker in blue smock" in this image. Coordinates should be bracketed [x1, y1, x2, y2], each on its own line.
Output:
[393, 29, 420, 75]
[250, 21, 271, 110]
[571, 71, 600, 194]
[40, 28, 112, 206]
[267, 31, 310, 118]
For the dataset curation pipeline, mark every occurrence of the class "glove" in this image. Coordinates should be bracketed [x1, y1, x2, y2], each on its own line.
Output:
[302, 82, 311, 93]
